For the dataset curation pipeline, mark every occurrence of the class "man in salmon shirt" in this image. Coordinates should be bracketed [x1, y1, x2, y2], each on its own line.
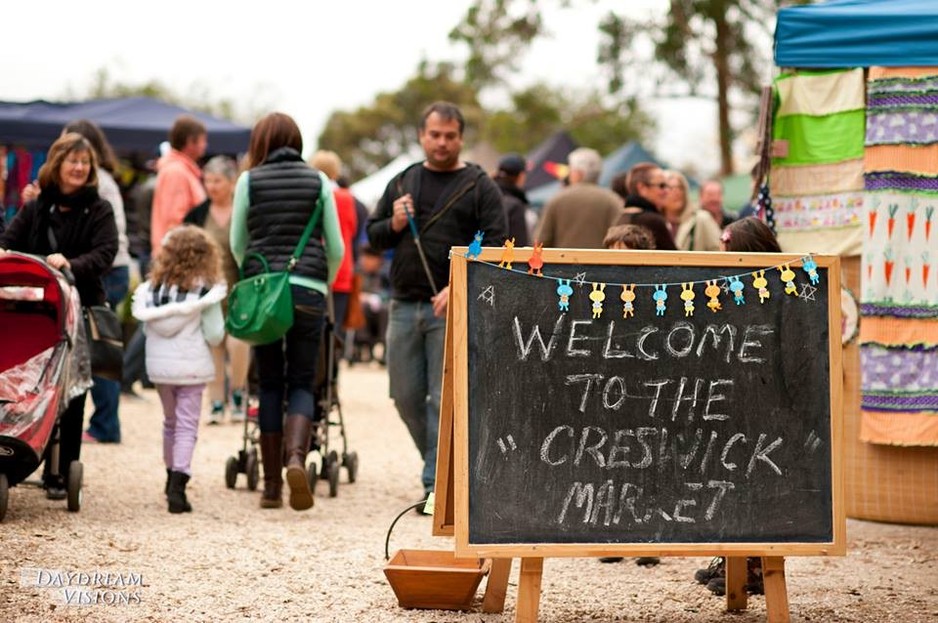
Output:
[151, 115, 208, 255]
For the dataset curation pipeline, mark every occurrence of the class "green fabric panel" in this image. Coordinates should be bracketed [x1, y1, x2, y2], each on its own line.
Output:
[772, 110, 866, 166]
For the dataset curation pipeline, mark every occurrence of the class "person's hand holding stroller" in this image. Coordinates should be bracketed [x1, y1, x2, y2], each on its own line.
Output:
[46, 253, 71, 271]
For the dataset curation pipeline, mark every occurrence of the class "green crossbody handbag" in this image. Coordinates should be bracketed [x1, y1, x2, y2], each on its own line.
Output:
[225, 194, 323, 345]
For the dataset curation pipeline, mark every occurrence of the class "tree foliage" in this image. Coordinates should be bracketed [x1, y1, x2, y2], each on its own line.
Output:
[599, 0, 778, 174]
[316, 62, 482, 181]
[70, 68, 245, 122]
[450, 0, 780, 176]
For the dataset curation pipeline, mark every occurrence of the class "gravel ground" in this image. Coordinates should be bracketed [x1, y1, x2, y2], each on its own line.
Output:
[1, 362, 936, 622]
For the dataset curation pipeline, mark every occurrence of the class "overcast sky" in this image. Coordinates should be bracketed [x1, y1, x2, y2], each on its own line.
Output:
[2, 1, 769, 176]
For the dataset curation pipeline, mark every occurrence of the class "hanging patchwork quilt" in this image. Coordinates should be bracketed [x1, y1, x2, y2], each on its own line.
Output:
[861, 67, 938, 447]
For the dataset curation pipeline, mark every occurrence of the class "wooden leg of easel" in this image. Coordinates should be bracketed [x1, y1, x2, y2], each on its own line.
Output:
[515, 557, 544, 623]
[762, 556, 791, 623]
[725, 556, 748, 611]
[482, 558, 512, 613]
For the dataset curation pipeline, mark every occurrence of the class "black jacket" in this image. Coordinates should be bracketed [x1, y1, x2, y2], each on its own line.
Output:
[367, 162, 507, 302]
[242, 148, 328, 283]
[621, 194, 677, 251]
[0, 186, 118, 306]
[496, 179, 530, 247]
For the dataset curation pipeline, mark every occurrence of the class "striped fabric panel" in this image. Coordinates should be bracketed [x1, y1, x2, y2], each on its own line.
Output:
[865, 172, 938, 194]
[862, 393, 938, 411]
[861, 343, 938, 393]
[772, 159, 865, 197]
[860, 410, 938, 446]
[868, 76, 938, 95]
[866, 110, 938, 145]
[775, 68, 865, 117]
[773, 110, 866, 166]
[867, 92, 938, 109]
[869, 66, 938, 81]
[865, 144, 938, 176]
[774, 192, 864, 231]
[859, 315, 938, 347]
[862, 303, 938, 318]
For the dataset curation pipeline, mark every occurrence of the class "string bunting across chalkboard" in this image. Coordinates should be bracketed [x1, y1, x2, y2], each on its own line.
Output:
[451, 244, 822, 321]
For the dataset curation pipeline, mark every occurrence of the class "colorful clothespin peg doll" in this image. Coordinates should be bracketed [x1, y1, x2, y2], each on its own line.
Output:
[620, 284, 636, 318]
[802, 255, 820, 285]
[527, 241, 544, 277]
[556, 279, 573, 312]
[590, 283, 606, 319]
[704, 280, 722, 313]
[466, 231, 484, 260]
[752, 270, 770, 303]
[653, 285, 668, 316]
[680, 282, 696, 317]
[498, 237, 515, 270]
[779, 263, 798, 296]
[728, 276, 745, 305]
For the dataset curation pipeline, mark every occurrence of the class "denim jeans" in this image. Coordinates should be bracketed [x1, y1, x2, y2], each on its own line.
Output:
[253, 287, 325, 433]
[88, 266, 129, 442]
[386, 299, 446, 492]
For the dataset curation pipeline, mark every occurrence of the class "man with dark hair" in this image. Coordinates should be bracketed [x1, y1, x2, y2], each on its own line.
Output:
[493, 153, 531, 246]
[151, 115, 207, 255]
[367, 101, 507, 509]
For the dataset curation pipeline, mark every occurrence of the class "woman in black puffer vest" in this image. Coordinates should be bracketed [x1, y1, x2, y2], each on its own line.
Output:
[230, 113, 344, 511]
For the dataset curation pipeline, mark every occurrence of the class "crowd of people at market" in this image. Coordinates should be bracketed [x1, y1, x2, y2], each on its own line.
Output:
[0, 100, 777, 597]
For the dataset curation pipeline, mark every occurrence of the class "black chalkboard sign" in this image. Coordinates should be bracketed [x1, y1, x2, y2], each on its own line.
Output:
[447, 249, 844, 557]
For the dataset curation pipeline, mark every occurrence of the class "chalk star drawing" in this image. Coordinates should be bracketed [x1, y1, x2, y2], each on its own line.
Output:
[804, 430, 822, 453]
[478, 285, 495, 307]
[496, 435, 517, 454]
[574, 272, 588, 288]
[798, 282, 817, 302]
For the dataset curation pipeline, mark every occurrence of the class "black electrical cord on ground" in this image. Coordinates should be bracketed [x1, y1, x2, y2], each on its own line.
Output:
[384, 500, 428, 560]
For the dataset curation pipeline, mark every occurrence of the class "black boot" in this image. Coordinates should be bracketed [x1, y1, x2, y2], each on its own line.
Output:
[167, 471, 192, 513]
[284, 415, 313, 511]
[165, 468, 171, 497]
[259, 433, 283, 509]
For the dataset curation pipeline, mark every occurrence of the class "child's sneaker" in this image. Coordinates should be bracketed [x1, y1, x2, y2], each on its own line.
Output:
[230, 390, 245, 423]
[209, 401, 224, 425]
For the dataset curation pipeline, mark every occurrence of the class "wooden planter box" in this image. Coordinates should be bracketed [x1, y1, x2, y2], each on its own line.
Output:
[384, 549, 489, 610]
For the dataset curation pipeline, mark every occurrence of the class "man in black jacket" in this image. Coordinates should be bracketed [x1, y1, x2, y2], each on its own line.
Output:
[367, 102, 507, 509]
[493, 153, 531, 246]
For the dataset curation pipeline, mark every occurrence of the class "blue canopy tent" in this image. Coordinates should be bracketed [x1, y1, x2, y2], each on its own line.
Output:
[775, 0, 938, 68]
[0, 97, 251, 154]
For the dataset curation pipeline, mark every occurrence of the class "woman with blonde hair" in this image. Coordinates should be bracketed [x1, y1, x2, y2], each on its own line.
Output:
[664, 170, 722, 252]
[184, 155, 251, 424]
[131, 225, 227, 512]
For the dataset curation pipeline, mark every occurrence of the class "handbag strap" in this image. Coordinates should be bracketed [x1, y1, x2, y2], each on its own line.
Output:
[287, 191, 325, 273]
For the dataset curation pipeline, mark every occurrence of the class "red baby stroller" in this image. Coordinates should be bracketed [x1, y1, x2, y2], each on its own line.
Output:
[0, 253, 87, 521]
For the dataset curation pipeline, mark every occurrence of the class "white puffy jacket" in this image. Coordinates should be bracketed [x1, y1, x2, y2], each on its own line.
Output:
[131, 281, 227, 385]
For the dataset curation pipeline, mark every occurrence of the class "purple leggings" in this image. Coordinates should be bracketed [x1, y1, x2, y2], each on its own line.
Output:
[157, 384, 205, 476]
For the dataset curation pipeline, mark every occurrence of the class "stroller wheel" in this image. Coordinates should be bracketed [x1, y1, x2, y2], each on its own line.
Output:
[225, 456, 238, 489]
[327, 452, 340, 498]
[344, 451, 359, 484]
[67, 461, 82, 512]
[0, 473, 9, 522]
[306, 462, 318, 492]
[245, 450, 259, 491]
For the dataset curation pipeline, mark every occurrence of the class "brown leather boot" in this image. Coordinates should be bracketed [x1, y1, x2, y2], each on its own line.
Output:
[284, 414, 314, 511]
[259, 432, 283, 509]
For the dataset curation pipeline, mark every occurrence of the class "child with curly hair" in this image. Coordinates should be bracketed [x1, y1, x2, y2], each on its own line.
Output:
[131, 225, 227, 513]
